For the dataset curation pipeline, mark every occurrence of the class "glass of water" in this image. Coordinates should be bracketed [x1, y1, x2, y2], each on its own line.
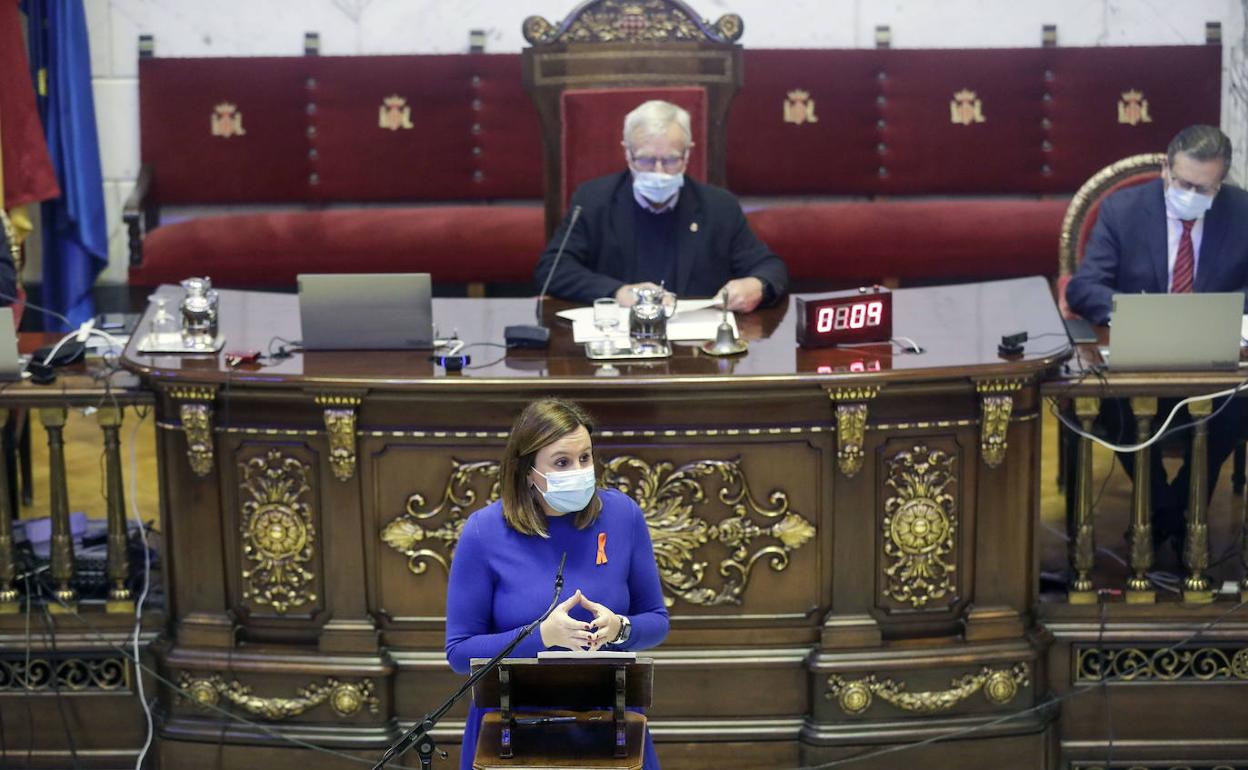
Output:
[592, 298, 620, 354]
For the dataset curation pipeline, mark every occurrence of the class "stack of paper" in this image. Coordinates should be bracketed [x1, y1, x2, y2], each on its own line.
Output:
[557, 299, 738, 344]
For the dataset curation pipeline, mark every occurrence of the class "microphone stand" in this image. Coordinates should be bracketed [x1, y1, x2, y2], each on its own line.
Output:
[371, 553, 567, 770]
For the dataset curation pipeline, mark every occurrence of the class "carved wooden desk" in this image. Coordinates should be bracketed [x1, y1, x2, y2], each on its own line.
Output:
[124, 276, 1068, 770]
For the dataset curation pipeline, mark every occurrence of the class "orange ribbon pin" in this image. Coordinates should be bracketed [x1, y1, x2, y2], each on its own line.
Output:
[596, 532, 608, 565]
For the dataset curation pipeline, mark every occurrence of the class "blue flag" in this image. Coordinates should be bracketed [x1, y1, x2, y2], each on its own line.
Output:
[27, 0, 107, 331]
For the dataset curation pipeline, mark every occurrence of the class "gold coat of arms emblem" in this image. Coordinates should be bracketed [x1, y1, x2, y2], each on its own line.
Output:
[949, 89, 986, 125]
[211, 102, 246, 138]
[1117, 90, 1152, 125]
[783, 90, 818, 125]
[378, 95, 414, 131]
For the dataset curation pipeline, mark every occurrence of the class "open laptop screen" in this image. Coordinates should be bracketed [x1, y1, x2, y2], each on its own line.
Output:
[298, 273, 434, 350]
[1108, 292, 1243, 371]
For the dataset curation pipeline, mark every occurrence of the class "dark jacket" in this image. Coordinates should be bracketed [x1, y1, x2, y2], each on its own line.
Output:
[534, 172, 789, 305]
[1066, 178, 1248, 325]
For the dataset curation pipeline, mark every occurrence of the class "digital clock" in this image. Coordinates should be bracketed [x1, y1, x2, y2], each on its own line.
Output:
[796, 286, 893, 348]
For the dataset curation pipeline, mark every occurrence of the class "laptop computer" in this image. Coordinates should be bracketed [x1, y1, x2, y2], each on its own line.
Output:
[0, 308, 19, 381]
[1107, 292, 1244, 371]
[298, 273, 434, 350]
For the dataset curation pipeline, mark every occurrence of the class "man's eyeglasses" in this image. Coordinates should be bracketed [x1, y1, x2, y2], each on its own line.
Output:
[629, 152, 688, 173]
[1170, 175, 1221, 197]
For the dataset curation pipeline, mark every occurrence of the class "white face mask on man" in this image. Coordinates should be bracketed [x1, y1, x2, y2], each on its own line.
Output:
[1164, 185, 1215, 221]
[632, 171, 685, 206]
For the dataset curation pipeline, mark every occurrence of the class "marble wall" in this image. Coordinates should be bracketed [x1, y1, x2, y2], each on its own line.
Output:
[80, 0, 1247, 285]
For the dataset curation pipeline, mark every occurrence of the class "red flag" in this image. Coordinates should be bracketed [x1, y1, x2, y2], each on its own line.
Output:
[0, 0, 59, 208]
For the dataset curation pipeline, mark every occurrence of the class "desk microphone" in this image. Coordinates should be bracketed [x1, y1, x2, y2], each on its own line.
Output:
[505, 204, 582, 349]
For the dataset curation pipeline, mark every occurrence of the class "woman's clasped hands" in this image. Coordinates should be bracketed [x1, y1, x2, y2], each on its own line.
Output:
[539, 589, 623, 652]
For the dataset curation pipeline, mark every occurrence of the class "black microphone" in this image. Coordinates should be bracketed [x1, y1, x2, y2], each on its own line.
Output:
[555, 551, 567, 594]
[371, 555, 571, 770]
[504, 204, 583, 349]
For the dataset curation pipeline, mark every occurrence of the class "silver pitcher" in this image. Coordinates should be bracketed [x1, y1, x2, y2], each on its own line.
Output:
[629, 286, 676, 348]
[180, 277, 219, 345]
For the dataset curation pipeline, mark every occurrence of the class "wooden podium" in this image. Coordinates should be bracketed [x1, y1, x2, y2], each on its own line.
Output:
[470, 657, 654, 770]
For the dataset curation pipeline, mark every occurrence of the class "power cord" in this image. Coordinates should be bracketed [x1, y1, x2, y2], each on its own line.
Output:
[789, 598, 1248, 770]
[37, 589, 82, 770]
[44, 597, 379, 766]
[1053, 379, 1248, 454]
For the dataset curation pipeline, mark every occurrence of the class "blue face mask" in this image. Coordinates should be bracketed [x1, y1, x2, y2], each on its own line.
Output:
[632, 171, 684, 206]
[533, 466, 597, 514]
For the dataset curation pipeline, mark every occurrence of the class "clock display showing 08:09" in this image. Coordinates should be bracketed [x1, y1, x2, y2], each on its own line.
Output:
[815, 300, 885, 332]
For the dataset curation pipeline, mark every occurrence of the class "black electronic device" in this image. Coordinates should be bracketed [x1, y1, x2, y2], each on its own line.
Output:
[505, 205, 583, 350]
[32, 339, 86, 368]
[998, 331, 1028, 357]
[796, 286, 893, 348]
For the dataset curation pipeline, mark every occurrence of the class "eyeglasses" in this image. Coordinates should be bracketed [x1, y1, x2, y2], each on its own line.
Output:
[628, 151, 688, 173]
[1170, 175, 1221, 197]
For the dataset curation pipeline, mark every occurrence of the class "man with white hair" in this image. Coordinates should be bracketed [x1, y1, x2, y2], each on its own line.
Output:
[533, 99, 788, 312]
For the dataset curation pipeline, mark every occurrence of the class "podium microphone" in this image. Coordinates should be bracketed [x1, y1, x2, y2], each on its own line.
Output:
[371, 554, 570, 770]
[505, 204, 582, 349]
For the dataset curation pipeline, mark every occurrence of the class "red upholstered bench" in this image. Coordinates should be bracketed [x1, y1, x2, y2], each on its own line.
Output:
[746, 199, 1070, 288]
[127, 206, 546, 290]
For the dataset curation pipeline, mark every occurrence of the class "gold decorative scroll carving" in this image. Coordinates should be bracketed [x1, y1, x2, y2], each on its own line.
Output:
[239, 450, 317, 614]
[315, 394, 362, 482]
[0, 656, 129, 692]
[882, 445, 957, 608]
[178, 672, 379, 720]
[976, 379, 1024, 468]
[171, 386, 217, 477]
[383, 455, 814, 608]
[381, 460, 501, 576]
[826, 663, 1029, 715]
[825, 385, 881, 478]
[603, 455, 814, 607]
[1076, 646, 1248, 682]
[523, 0, 743, 45]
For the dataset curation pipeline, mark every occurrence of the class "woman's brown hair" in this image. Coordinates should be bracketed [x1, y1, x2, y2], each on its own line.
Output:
[499, 398, 603, 536]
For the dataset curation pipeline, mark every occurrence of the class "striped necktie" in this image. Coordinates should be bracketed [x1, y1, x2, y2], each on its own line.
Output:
[1170, 219, 1196, 294]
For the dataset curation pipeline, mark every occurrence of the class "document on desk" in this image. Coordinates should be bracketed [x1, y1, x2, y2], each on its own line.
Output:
[557, 299, 738, 343]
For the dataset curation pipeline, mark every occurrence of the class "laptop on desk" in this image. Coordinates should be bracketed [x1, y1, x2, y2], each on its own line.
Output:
[298, 273, 434, 350]
[1106, 292, 1244, 371]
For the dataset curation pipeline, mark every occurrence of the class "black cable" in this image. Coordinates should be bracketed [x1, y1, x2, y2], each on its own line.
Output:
[22, 574, 35, 770]
[464, 343, 516, 370]
[790, 598, 1248, 770]
[35, 585, 81, 770]
[1097, 596, 1113, 768]
[48, 597, 377, 766]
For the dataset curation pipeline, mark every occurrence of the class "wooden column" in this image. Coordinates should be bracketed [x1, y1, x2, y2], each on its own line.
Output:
[98, 407, 134, 613]
[40, 407, 77, 612]
[0, 407, 17, 613]
[1125, 397, 1157, 604]
[1182, 398, 1214, 604]
[1068, 397, 1099, 604]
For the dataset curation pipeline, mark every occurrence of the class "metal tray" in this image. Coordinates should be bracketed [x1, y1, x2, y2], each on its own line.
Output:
[584, 341, 672, 361]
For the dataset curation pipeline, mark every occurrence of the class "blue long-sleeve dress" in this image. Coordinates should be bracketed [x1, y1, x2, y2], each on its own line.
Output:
[445, 488, 669, 770]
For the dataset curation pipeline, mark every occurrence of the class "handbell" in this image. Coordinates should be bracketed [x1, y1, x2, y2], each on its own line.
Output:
[700, 291, 748, 357]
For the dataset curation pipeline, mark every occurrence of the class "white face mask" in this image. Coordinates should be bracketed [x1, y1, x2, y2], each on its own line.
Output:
[1165, 185, 1215, 221]
[533, 466, 597, 514]
[632, 171, 684, 206]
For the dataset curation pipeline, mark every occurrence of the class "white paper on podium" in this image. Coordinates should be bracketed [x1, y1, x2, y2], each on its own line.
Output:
[557, 299, 736, 344]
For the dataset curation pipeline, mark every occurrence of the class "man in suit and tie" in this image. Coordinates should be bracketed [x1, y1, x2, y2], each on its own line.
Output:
[1067, 124, 1248, 551]
[533, 100, 789, 312]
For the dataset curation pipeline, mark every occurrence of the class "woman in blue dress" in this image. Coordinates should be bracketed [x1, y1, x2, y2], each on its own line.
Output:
[445, 398, 669, 769]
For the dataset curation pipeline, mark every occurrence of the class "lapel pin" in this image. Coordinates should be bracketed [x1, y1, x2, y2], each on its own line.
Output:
[690, 222, 699, 233]
[596, 532, 608, 565]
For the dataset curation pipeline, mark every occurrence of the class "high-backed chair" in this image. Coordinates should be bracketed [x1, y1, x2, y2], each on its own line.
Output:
[522, 0, 744, 237]
[1057, 152, 1165, 318]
